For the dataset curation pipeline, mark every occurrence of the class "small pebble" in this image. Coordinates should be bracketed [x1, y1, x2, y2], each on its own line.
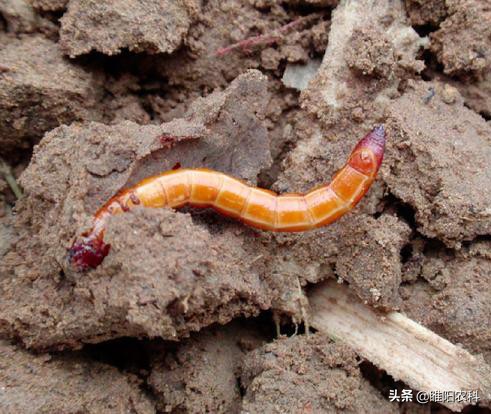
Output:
[441, 84, 458, 104]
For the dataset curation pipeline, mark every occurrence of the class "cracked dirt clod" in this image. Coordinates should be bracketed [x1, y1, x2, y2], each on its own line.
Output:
[430, 0, 491, 76]
[301, 0, 425, 123]
[0, 36, 101, 155]
[385, 80, 491, 247]
[450, 71, 491, 119]
[265, 212, 412, 312]
[0, 70, 274, 350]
[148, 322, 264, 414]
[345, 27, 396, 79]
[0, 340, 155, 413]
[334, 214, 411, 308]
[401, 240, 491, 365]
[59, 0, 200, 57]
[0, 0, 40, 33]
[404, 0, 447, 26]
[240, 333, 396, 413]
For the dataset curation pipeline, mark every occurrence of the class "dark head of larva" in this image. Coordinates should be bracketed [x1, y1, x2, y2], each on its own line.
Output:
[349, 125, 386, 174]
[68, 236, 110, 271]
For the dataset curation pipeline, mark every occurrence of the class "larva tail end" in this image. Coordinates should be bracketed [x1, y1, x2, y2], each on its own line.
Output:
[372, 124, 385, 139]
[357, 124, 386, 168]
[68, 236, 110, 271]
[362, 125, 386, 170]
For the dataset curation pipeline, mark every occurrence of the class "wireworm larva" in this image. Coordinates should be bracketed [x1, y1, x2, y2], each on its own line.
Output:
[69, 125, 386, 270]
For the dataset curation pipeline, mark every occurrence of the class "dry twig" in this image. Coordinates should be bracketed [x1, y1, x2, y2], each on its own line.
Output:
[309, 280, 491, 412]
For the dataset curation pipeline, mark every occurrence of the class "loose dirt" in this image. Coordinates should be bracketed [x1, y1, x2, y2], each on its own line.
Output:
[0, 0, 490, 413]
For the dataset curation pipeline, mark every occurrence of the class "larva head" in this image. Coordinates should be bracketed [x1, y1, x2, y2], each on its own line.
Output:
[348, 125, 386, 176]
[68, 235, 110, 271]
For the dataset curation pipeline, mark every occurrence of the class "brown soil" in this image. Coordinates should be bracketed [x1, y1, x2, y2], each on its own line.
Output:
[0, 0, 490, 413]
[0, 339, 155, 413]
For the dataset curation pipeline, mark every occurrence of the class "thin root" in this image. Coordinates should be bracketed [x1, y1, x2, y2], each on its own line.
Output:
[0, 158, 23, 199]
[214, 14, 322, 57]
[273, 311, 282, 338]
[296, 276, 310, 336]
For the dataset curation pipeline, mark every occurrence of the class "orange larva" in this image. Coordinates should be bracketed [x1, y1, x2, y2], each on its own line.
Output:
[69, 125, 386, 270]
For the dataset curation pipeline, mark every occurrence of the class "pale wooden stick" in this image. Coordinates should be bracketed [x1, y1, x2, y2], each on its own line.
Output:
[309, 280, 491, 412]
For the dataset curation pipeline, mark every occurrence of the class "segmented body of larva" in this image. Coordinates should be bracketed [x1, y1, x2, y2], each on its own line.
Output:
[69, 125, 386, 270]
